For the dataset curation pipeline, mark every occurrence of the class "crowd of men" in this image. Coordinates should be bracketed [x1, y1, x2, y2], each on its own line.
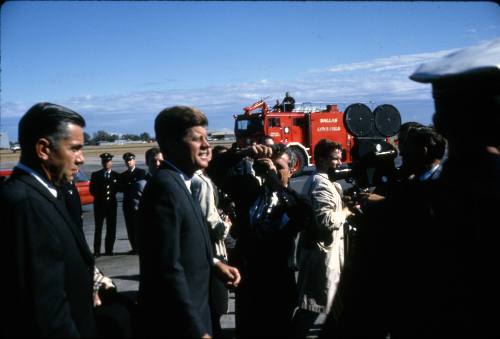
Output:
[1, 39, 499, 338]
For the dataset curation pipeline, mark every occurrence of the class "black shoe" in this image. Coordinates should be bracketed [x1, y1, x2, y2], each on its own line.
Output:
[127, 250, 137, 255]
[94, 253, 101, 258]
[104, 252, 113, 256]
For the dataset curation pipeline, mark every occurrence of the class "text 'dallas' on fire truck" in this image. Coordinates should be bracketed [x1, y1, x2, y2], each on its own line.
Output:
[233, 93, 402, 174]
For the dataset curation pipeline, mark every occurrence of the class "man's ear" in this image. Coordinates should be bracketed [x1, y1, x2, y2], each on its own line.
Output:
[36, 138, 51, 161]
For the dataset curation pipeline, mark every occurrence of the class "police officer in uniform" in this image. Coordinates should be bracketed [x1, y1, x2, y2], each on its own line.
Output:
[119, 152, 146, 253]
[90, 153, 119, 257]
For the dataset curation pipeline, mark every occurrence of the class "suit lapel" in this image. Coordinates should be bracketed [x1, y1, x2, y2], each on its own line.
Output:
[17, 172, 94, 265]
[161, 165, 213, 261]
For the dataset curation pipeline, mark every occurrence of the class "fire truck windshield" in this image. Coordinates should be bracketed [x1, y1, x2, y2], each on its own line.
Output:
[235, 117, 263, 135]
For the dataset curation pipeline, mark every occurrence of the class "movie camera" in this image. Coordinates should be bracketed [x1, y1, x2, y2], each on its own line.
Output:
[331, 103, 401, 186]
[327, 104, 402, 251]
[330, 103, 402, 208]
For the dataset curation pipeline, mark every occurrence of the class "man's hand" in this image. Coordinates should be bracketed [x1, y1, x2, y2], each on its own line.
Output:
[342, 206, 353, 219]
[246, 144, 273, 159]
[93, 266, 116, 307]
[359, 192, 385, 203]
[255, 157, 276, 173]
[214, 261, 241, 288]
[93, 292, 102, 307]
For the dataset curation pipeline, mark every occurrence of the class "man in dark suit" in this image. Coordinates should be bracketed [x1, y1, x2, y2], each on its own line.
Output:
[130, 147, 164, 252]
[90, 153, 120, 257]
[119, 152, 146, 254]
[137, 106, 241, 337]
[0, 102, 96, 337]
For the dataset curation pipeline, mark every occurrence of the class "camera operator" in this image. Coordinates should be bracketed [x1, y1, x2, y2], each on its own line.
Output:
[292, 139, 353, 338]
[207, 143, 310, 337]
[320, 127, 446, 338]
[358, 123, 445, 205]
[321, 38, 500, 338]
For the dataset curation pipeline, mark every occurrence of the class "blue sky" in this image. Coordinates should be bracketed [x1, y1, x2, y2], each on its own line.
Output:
[1, 1, 499, 140]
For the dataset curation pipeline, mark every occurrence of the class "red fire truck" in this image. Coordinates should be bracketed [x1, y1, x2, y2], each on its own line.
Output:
[233, 93, 401, 173]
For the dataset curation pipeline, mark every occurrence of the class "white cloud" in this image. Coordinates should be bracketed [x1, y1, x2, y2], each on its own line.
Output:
[1, 46, 461, 133]
[319, 50, 455, 74]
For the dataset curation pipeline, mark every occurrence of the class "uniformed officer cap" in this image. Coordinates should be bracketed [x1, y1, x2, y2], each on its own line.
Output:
[409, 38, 500, 142]
[123, 152, 136, 161]
[100, 152, 113, 161]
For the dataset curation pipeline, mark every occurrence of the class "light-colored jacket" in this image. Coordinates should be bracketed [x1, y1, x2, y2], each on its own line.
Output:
[296, 172, 346, 316]
[191, 171, 231, 261]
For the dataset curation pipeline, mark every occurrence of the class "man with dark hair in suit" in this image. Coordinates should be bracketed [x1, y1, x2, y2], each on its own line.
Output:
[144, 147, 163, 179]
[130, 147, 164, 252]
[398, 126, 446, 182]
[119, 152, 146, 254]
[138, 106, 241, 338]
[90, 153, 120, 257]
[0, 102, 96, 337]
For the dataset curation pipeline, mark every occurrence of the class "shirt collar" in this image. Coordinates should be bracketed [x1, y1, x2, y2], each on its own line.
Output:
[316, 171, 328, 179]
[163, 160, 192, 192]
[16, 162, 58, 198]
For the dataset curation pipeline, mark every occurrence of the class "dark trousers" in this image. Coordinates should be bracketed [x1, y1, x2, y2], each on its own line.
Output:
[235, 264, 297, 338]
[95, 291, 137, 338]
[291, 308, 321, 338]
[94, 201, 117, 255]
[210, 270, 229, 338]
[122, 201, 136, 251]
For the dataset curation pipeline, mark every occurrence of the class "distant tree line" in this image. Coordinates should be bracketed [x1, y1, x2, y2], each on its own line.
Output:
[84, 130, 153, 145]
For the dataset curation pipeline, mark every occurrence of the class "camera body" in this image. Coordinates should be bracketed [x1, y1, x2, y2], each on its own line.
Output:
[252, 159, 270, 178]
[337, 102, 401, 190]
[330, 138, 398, 189]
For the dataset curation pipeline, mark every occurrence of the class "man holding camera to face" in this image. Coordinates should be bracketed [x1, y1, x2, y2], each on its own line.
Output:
[207, 142, 310, 337]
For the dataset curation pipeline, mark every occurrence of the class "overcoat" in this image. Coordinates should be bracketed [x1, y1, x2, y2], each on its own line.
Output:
[0, 168, 96, 337]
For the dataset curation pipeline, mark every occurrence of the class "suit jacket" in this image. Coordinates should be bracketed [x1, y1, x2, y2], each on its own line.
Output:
[63, 180, 83, 229]
[0, 168, 96, 337]
[137, 162, 214, 337]
[119, 167, 146, 203]
[90, 169, 119, 204]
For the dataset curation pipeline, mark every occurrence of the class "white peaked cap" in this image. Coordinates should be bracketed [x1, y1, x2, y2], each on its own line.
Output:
[410, 38, 500, 83]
